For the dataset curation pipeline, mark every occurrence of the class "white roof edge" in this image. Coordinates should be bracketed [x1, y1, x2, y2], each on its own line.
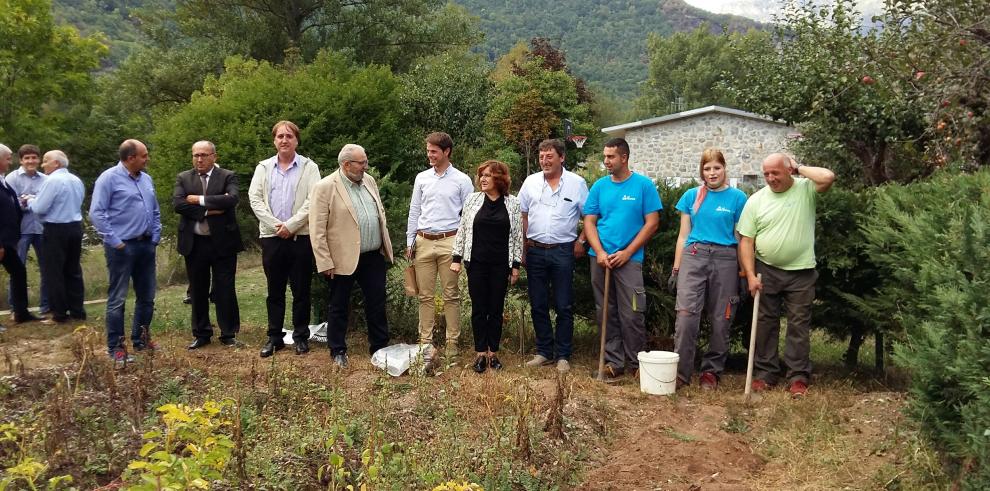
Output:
[601, 105, 785, 135]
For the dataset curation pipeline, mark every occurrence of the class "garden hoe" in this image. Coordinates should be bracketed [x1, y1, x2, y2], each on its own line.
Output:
[596, 267, 611, 382]
[743, 273, 762, 403]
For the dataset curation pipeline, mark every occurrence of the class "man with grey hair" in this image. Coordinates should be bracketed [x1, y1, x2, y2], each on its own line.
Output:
[0, 143, 39, 325]
[174, 141, 244, 350]
[26, 150, 86, 324]
[309, 143, 393, 368]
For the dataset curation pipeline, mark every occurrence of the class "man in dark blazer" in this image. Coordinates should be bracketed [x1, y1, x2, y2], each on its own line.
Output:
[173, 141, 244, 349]
[0, 144, 40, 324]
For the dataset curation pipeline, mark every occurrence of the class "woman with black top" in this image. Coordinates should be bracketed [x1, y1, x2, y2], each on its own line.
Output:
[451, 160, 523, 373]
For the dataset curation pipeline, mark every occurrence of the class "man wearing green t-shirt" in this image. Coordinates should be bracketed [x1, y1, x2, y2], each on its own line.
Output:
[737, 153, 835, 398]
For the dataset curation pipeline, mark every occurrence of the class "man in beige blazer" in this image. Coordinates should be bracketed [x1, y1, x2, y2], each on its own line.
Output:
[310, 144, 393, 368]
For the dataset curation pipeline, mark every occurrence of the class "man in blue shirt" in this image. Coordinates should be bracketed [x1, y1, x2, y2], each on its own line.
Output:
[584, 138, 662, 380]
[519, 139, 589, 372]
[7, 145, 48, 315]
[89, 139, 162, 361]
[27, 150, 86, 325]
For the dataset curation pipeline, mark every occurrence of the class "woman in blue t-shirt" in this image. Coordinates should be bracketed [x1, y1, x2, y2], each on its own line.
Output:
[668, 148, 748, 391]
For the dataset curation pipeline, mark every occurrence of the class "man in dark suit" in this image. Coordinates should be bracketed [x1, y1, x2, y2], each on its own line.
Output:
[173, 141, 244, 349]
[0, 143, 40, 324]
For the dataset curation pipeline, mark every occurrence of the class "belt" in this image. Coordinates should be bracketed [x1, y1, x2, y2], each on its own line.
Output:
[417, 230, 456, 240]
[525, 239, 569, 249]
[125, 234, 152, 242]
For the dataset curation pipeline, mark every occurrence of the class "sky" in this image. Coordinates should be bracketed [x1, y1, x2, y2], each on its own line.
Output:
[682, 0, 884, 23]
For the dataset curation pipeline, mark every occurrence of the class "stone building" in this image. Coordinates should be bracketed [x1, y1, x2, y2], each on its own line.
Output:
[601, 105, 795, 188]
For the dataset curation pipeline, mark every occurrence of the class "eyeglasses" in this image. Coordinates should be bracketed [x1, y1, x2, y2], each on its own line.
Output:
[347, 160, 369, 166]
[193, 153, 215, 159]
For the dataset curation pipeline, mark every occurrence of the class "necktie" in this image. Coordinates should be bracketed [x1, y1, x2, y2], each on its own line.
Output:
[197, 173, 210, 235]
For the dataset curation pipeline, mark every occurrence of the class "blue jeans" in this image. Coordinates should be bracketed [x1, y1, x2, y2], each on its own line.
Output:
[9, 233, 48, 311]
[526, 242, 576, 360]
[104, 240, 157, 352]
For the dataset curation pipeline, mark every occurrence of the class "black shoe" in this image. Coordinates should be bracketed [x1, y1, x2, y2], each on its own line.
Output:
[333, 353, 348, 368]
[489, 355, 503, 370]
[260, 340, 285, 358]
[473, 355, 488, 373]
[295, 340, 310, 355]
[13, 312, 41, 323]
[69, 312, 87, 321]
[183, 295, 192, 305]
[187, 338, 211, 350]
[219, 337, 241, 347]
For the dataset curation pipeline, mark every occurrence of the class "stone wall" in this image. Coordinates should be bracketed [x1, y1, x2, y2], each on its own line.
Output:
[624, 112, 793, 188]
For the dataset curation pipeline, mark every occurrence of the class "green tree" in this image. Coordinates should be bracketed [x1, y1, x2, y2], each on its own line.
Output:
[485, 39, 594, 177]
[881, 0, 990, 170]
[0, 0, 107, 147]
[721, 0, 929, 186]
[149, 51, 415, 242]
[637, 24, 767, 116]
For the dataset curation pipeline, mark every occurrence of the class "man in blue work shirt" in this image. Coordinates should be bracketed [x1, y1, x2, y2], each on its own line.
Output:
[584, 137, 662, 380]
[89, 139, 162, 362]
[27, 150, 86, 325]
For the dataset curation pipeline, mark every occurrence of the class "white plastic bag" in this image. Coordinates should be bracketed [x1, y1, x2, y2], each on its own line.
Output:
[281, 322, 328, 345]
[370, 343, 432, 377]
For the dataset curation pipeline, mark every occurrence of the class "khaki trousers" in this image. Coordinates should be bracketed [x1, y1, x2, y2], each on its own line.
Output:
[413, 234, 461, 346]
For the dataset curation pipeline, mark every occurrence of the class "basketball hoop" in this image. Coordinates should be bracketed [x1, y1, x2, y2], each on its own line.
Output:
[569, 135, 588, 149]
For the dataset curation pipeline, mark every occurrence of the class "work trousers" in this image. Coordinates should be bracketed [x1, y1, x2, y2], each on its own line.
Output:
[590, 259, 647, 372]
[412, 234, 460, 347]
[673, 243, 740, 384]
[753, 260, 818, 385]
[261, 236, 313, 343]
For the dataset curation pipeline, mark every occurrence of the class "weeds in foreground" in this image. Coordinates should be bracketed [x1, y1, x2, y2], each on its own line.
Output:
[0, 422, 73, 491]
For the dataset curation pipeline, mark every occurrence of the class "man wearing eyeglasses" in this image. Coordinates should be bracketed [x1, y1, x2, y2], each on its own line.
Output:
[309, 144, 393, 369]
[174, 141, 244, 350]
[518, 139, 589, 372]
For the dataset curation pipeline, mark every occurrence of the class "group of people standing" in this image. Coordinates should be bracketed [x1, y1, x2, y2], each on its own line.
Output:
[0, 122, 836, 396]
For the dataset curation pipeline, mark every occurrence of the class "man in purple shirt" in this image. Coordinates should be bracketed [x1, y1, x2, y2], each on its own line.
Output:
[248, 121, 322, 358]
[89, 139, 162, 362]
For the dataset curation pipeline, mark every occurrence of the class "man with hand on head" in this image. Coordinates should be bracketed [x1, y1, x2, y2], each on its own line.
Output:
[309, 144, 393, 369]
[738, 152, 835, 398]
[27, 150, 86, 325]
[249, 120, 321, 358]
[174, 141, 244, 350]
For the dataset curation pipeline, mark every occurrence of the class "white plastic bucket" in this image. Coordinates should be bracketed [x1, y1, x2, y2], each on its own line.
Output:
[637, 351, 680, 395]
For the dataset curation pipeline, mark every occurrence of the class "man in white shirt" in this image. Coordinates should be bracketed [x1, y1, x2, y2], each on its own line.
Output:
[405, 132, 473, 357]
[519, 139, 588, 372]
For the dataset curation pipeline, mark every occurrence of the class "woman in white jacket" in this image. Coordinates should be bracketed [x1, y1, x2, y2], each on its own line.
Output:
[450, 160, 523, 373]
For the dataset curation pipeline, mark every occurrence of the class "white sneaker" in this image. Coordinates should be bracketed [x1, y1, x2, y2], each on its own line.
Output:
[526, 354, 552, 367]
[556, 359, 570, 372]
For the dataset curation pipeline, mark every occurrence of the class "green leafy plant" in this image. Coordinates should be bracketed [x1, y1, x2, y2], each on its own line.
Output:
[124, 400, 235, 490]
[0, 422, 73, 491]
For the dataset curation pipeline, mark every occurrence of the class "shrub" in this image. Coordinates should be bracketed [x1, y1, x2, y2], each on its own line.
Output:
[857, 170, 990, 487]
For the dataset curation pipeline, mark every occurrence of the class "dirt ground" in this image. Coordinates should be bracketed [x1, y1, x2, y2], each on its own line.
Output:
[0, 320, 912, 490]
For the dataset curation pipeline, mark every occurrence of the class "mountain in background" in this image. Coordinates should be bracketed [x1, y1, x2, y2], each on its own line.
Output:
[454, 0, 762, 101]
[50, 0, 762, 103]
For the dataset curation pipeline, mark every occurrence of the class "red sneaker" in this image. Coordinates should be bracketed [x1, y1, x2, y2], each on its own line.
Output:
[789, 380, 808, 398]
[751, 379, 769, 393]
[699, 372, 718, 390]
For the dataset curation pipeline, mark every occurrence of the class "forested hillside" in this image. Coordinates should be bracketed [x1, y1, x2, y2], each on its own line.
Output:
[50, 0, 761, 102]
[455, 0, 761, 99]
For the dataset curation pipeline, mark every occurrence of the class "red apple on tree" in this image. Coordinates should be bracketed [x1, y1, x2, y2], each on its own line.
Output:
[862, 75, 875, 85]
